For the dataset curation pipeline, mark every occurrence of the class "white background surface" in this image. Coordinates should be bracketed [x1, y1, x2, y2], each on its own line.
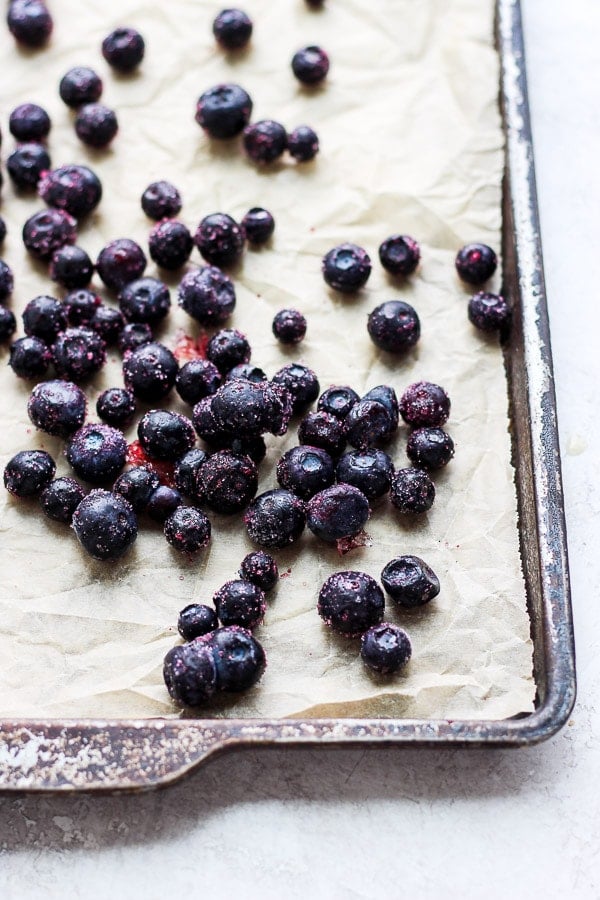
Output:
[1, 1, 599, 897]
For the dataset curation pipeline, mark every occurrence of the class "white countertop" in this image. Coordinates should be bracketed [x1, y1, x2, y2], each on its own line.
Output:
[1, 1, 599, 897]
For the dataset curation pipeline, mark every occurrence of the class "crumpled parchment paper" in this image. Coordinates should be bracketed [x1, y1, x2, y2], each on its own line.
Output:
[0, 0, 534, 720]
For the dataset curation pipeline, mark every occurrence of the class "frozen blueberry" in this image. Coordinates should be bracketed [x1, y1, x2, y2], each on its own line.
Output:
[455, 243, 497, 285]
[113, 466, 160, 513]
[74, 104, 118, 148]
[97, 239, 147, 292]
[272, 308, 307, 344]
[317, 571, 385, 637]
[138, 410, 195, 461]
[90, 306, 125, 345]
[336, 449, 393, 500]
[322, 244, 371, 293]
[50, 246, 94, 290]
[23, 209, 77, 260]
[207, 328, 250, 374]
[194, 213, 245, 267]
[52, 327, 106, 381]
[9, 103, 50, 142]
[176, 359, 221, 406]
[6, 143, 51, 190]
[96, 387, 136, 427]
[195, 83, 253, 140]
[226, 363, 267, 383]
[277, 445, 335, 500]
[345, 399, 393, 449]
[173, 448, 207, 499]
[22, 295, 66, 343]
[148, 219, 193, 270]
[146, 485, 182, 523]
[360, 623, 412, 674]
[213, 580, 266, 630]
[318, 385, 359, 420]
[119, 277, 170, 326]
[0, 308, 17, 342]
[272, 363, 319, 414]
[291, 46, 329, 84]
[287, 125, 319, 162]
[63, 289, 101, 327]
[102, 27, 145, 71]
[28, 379, 86, 437]
[406, 427, 454, 470]
[468, 291, 511, 332]
[243, 120, 287, 164]
[239, 551, 279, 592]
[9, 336, 51, 379]
[307, 483, 369, 543]
[72, 489, 137, 560]
[123, 341, 178, 401]
[367, 300, 420, 353]
[178, 604, 218, 641]
[389, 467, 435, 514]
[241, 207, 274, 245]
[178, 265, 236, 326]
[191, 396, 223, 443]
[213, 8, 253, 49]
[399, 381, 450, 428]
[38, 165, 102, 218]
[40, 477, 86, 524]
[4, 449, 55, 497]
[141, 181, 182, 220]
[211, 379, 288, 437]
[118, 322, 153, 355]
[297, 411, 346, 456]
[244, 489, 306, 549]
[378, 235, 420, 276]
[362, 385, 399, 432]
[209, 625, 266, 692]
[164, 506, 211, 554]
[59, 66, 103, 108]
[66, 423, 127, 484]
[196, 450, 258, 514]
[7, 1, 53, 47]
[381, 555, 440, 608]
[163, 640, 218, 707]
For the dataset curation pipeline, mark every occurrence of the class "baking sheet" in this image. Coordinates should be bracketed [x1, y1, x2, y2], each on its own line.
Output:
[0, 0, 534, 720]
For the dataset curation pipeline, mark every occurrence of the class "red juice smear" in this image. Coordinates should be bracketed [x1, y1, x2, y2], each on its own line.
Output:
[173, 330, 208, 362]
[127, 440, 175, 487]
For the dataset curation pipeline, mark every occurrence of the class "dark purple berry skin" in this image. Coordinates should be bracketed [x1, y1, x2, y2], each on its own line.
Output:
[345, 399, 393, 449]
[399, 381, 450, 428]
[243, 120, 288, 164]
[214, 580, 266, 630]
[50, 246, 94, 290]
[72, 489, 137, 561]
[176, 359, 221, 405]
[63, 289, 101, 326]
[196, 450, 258, 514]
[272, 363, 320, 414]
[287, 125, 319, 162]
[119, 277, 171, 326]
[0, 308, 17, 342]
[164, 506, 211, 554]
[318, 385, 359, 420]
[40, 477, 86, 524]
[163, 640, 218, 707]
[209, 626, 266, 692]
[97, 239, 147, 292]
[141, 181, 182, 220]
[367, 300, 421, 353]
[118, 322, 153, 355]
[406, 427, 454, 470]
[298, 411, 346, 456]
[148, 219, 193, 271]
[362, 385, 399, 432]
[178, 604, 218, 641]
[59, 67, 103, 108]
[455, 243, 497, 285]
[272, 308, 307, 344]
[173, 449, 208, 499]
[146, 486, 182, 523]
[390, 467, 435, 514]
[191, 396, 222, 443]
[317, 571, 385, 637]
[378, 235, 420, 276]
[211, 379, 290, 437]
[307, 483, 370, 543]
[123, 341, 178, 402]
[102, 27, 145, 71]
[138, 410, 195, 461]
[277, 445, 335, 500]
[336, 449, 394, 500]
[7, 1, 53, 47]
[292, 46, 329, 84]
[242, 208, 274, 245]
[4, 449, 55, 498]
[113, 466, 160, 513]
[213, 8, 253, 49]
[239, 551, 279, 592]
[195, 83, 253, 140]
[207, 328, 251, 374]
[9, 336, 51, 379]
[28, 379, 86, 437]
[0, 220, 6, 246]
[6, 143, 51, 190]
[66, 424, 128, 484]
[226, 363, 267, 383]
[322, 244, 371, 293]
[381, 555, 440, 608]
[22, 295, 66, 343]
[178, 265, 236, 326]
[244, 489, 306, 549]
[52, 327, 106, 381]
[194, 213, 245, 268]
[74, 104, 118, 148]
[90, 306, 125, 345]
[208, 434, 267, 465]
[468, 291, 511, 332]
[96, 388, 136, 428]
[23, 209, 77, 261]
[9, 103, 50, 142]
[38, 165, 102, 218]
[361, 624, 412, 674]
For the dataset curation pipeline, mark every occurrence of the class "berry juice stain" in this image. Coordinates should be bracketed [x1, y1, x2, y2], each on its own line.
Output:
[127, 440, 175, 486]
[173, 331, 208, 362]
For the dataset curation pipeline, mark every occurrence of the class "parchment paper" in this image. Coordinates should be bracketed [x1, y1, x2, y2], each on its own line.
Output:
[0, 0, 534, 720]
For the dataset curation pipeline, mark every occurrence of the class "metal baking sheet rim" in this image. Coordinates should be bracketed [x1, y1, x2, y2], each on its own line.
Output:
[0, 0, 576, 794]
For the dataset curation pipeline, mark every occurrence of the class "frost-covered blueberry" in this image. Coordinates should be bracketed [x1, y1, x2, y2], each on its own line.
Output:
[90, 306, 125, 345]
[455, 243, 497, 285]
[367, 300, 420, 353]
[40, 477, 86, 524]
[287, 125, 319, 162]
[360, 623, 412, 674]
[307, 483, 370, 543]
[146, 485, 182, 522]
[345, 399, 393, 449]
[7, 1, 53, 47]
[322, 243, 371, 293]
[226, 363, 267, 383]
[0, 308, 17, 342]
[378, 235, 420, 276]
[23, 209, 77, 260]
[123, 341, 178, 401]
[96, 387, 136, 427]
[164, 506, 211, 554]
[291, 46, 329, 84]
[389, 467, 435, 514]
[22, 295, 66, 343]
[173, 448, 207, 500]
[317, 385, 359, 420]
[38, 165, 102, 218]
[50, 246, 94, 290]
[113, 466, 160, 513]
[118, 322, 153, 355]
[59, 67, 103, 108]
[9, 103, 50, 142]
[211, 379, 289, 437]
[6, 143, 51, 190]
[194, 213, 245, 267]
[244, 489, 306, 549]
[406, 427, 454, 470]
[63, 289, 101, 327]
[239, 551, 279, 592]
[272, 363, 319, 414]
[52, 327, 106, 381]
[9, 336, 51, 379]
[206, 328, 250, 374]
[138, 410, 195, 461]
[243, 120, 287, 163]
[241, 207, 274, 245]
[336, 449, 393, 500]
[195, 83, 253, 139]
[74, 104, 118, 148]
[28, 379, 86, 437]
[277, 445, 335, 500]
[178, 604, 218, 641]
[297, 411, 346, 456]
[213, 580, 266, 630]
[72, 489, 137, 561]
[191, 396, 223, 443]
[119, 277, 170, 326]
[66, 423, 128, 484]
[102, 27, 145, 71]
[209, 626, 266, 692]
[196, 450, 258, 514]
[97, 239, 147, 292]
[4, 449, 55, 498]
[381, 555, 440, 608]
[468, 291, 511, 332]
[317, 571, 385, 637]
[178, 265, 236, 325]
[213, 8, 253, 49]
[362, 385, 399, 432]
[163, 640, 218, 707]
[141, 181, 182, 220]
[148, 220, 193, 270]
[399, 381, 450, 428]
[272, 308, 307, 344]
[176, 359, 221, 405]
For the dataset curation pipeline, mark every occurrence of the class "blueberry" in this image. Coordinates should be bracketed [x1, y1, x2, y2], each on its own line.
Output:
[317, 571, 385, 637]
[191, 396, 223, 443]
[141, 181, 182, 220]
[113, 466, 160, 513]
[67, 424, 127, 484]
[196, 450, 258, 514]
[50, 246, 94, 290]
[322, 244, 371, 293]
[123, 341, 178, 401]
[389, 467, 435, 514]
[9, 336, 51, 379]
[63, 289, 101, 327]
[194, 213, 245, 267]
[381, 555, 440, 608]
[7, 1, 53, 47]
[307, 483, 369, 543]
[59, 67, 103, 108]
[195, 83, 253, 140]
[360, 623, 412, 674]
[213, 8, 253, 49]
[345, 399, 394, 449]
[4, 449, 55, 498]
[90, 306, 125, 345]
[336, 449, 393, 500]
[28, 379, 87, 437]
[163, 640, 218, 707]
[241, 207, 275, 245]
[173, 448, 207, 500]
[208, 434, 267, 465]
[226, 363, 267, 383]
[38, 165, 102, 218]
[119, 277, 170, 326]
[272, 363, 320, 414]
[9, 103, 50, 142]
[272, 308, 307, 344]
[178, 604, 218, 641]
[367, 300, 420, 353]
[399, 381, 450, 428]
[138, 410, 195, 461]
[22, 295, 66, 343]
[244, 489, 306, 549]
[317, 385, 359, 419]
[73, 489, 137, 560]
[7, 143, 51, 190]
[0, 308, 16, 342]
[148, 219, 193, 270]
[52, 327, 106, 381]
[468, 291, 511, 332]
[211, 379, 287, 437]
[243, 120, 288, 163]
[378, 235, 420, 276]
[22, 209, 77, 260]
[362, 385, 399, 431]
[287, 125, 319, 162]
[102, 27, 145, 71]
[455, 243, 497, 285]
[178, 265, 236, 326]
[40, 477, 86, 524]
[118, 322, 153, 355]
[74, 103, 118, 148]
[207, 328, 250, 374]
[146, 485, 182, 522]
[277, 445, 335, 500]
[208, 625, 266, 692]
[406, 427, 454, 470]
[213, 580, 266, 629]
[239, 551, 279, 592]
[164, 506, 211, 554]
[97, 239, 147, 292]
[176, 359, 221, 405]
[96, 387, 136, 427]
[291, 46, 329, 84]
[297, 411, 346, 456]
